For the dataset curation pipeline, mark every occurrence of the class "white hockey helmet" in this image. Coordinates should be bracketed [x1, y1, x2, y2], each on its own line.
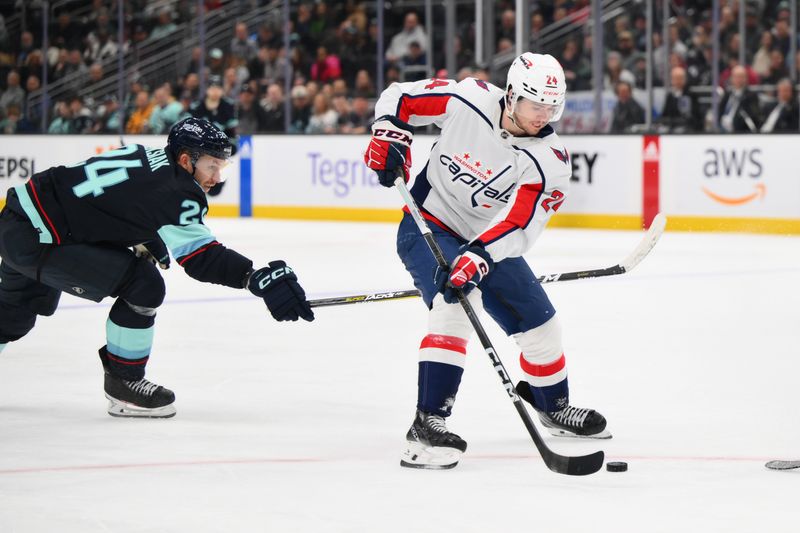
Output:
[505, 52, 566, 123]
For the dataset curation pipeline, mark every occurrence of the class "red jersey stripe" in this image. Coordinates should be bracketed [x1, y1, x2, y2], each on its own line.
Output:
[397, 94, 451, 122]
[27, 181, 62, 245]
[519, 353, 566, 377]
[178, 241, 220, 265]
[420, 334, 468, 354]
[477, 182, 543, 244]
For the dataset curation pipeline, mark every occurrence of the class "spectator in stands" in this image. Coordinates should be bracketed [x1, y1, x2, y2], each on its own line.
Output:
[182, 73, 201, 100]
[48, 100, 73, 134]
[69, 95, 94, 134]
[148, 7, 178, 42]
[288, 84, 311, 133]
[751, 31, 773, 78]
[496, 38, 513, 54]
[125, 90, 154, 134]
[223, 67, 243, 100]
[0, 104, 21, 133]
[188, 75, 238, 140]
[52, 49, 87, 94]
[51, 12, 83, 50]
[760, 78, 798, 133]
[84, 29, 118, 64]
[497, 9, 516, 45]
[236, 83, 268, 134]
[132, 24, 150, 47]
[659, 66, 701, 132]
[400, 41, 427, 82]
[306, 93, 338, 134]
[385, 12, 427, 66]
[560, 38, 591, 91]
[91, 95, 122, 134]
[261, 82, 285, 132]
[310, 45, 342, 83]
[761, 49, 788, 86]
[82, 63, 108, 108]
[208, 48, 225, 77]
[337, 95, 371, 134]
[309, 1, 335, 45]
[0, 70, 24, 118]
[610, 81, 645, 133]
[719, 65, 761, 133]
[256, 23, 279, 49]
[230, 22, 258, 63]
[615, 31, 640, 71]
[771, 18, 791, 58]
[22, 75, 42, 130]
[16, 31, 35, 69]
[186, 46, 203, 76]
[604, 51, 635, 90]
[353, 69, 375, 98]
[148, 84, 184, 134]
[252, 45, 287, 86]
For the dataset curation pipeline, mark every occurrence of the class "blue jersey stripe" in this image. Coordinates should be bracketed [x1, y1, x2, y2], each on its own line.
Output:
[13, 184, 53, 244]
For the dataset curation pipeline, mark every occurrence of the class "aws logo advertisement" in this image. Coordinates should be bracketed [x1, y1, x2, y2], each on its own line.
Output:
[701, 148, 765, 206]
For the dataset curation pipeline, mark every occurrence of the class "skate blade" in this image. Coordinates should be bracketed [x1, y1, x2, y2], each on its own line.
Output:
[105, 394, 176, 419]
[400, 441, 462, 470]
[544, 427, 613, 440]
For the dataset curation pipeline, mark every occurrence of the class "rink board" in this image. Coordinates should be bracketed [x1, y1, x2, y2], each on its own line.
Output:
[2, 134, 799, 233]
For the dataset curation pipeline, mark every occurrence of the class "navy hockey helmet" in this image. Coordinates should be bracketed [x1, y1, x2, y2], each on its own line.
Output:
[167, 117, 232, 164]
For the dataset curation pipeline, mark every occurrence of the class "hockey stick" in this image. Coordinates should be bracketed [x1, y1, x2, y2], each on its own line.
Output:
[395, 177, 604, 476]
[765, 460, 800, 470]
[307, 213, 667, 308]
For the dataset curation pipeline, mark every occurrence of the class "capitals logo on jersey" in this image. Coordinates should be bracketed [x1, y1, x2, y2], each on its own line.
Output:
[551, 146, 570, 165]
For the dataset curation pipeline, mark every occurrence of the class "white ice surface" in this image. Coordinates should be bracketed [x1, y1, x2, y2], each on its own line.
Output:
[1, 218, 799, 532]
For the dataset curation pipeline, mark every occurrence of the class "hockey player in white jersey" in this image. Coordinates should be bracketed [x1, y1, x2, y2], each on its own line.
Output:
[365, 53, 611, 470]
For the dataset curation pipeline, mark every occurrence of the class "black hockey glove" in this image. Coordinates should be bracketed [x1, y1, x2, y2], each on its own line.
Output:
[133, 238, 171, 270]
[364, 114, 415, 187]
[434, 243, 493, 304]
[247, 261, 315, 322]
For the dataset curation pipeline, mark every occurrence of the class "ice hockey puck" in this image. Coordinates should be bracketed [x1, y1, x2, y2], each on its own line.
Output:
[606, 461, 628, 472]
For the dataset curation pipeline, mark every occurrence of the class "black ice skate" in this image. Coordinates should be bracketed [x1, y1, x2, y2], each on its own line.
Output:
[516, 381, 611, 439]
[400, 410, 467, 470]
[100, 350, 176, 418]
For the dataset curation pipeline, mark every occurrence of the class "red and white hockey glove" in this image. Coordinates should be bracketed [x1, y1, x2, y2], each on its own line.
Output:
[434, 244, 494, 304]
[364, 114, 414, 187]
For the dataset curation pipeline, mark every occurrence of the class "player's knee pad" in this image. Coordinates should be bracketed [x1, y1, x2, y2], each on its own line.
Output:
[116, 258, 165, 310]
[514, 315, 563, 364]
[427, 291, 480, 340]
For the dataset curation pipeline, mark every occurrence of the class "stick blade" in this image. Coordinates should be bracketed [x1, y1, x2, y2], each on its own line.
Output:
[620, 213, 667, 273]
[765, 460, 800, 470]
[543, 449, 605, 476]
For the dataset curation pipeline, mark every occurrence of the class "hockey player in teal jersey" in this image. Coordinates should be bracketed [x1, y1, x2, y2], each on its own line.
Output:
[0, 118, 314, 418]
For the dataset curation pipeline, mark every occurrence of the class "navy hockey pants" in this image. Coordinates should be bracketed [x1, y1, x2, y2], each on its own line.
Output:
[0, 202, 164, 380]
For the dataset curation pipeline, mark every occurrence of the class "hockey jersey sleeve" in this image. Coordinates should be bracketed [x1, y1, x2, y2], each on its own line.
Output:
[473, 147, 571, 262]
[157, 222, 253, 288]
[374, 78, 458, 128]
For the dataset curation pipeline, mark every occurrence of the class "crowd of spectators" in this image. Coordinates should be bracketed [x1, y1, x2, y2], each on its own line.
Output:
[0, 0, 798, 136]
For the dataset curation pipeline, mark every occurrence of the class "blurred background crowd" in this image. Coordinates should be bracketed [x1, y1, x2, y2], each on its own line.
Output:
[0, 0, 797, 138]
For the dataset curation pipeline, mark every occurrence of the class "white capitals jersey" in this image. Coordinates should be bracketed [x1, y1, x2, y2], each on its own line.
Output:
[375, 77, 572, 262]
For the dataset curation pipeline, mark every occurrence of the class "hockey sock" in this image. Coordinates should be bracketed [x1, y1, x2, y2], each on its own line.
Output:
[105, 298, 156, 381]
[0, 343, 6, 354]
[417, 361, 464, 417]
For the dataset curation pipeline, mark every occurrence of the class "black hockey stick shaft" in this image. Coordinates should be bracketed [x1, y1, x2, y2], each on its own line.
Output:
[395, 177, 604, 476]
